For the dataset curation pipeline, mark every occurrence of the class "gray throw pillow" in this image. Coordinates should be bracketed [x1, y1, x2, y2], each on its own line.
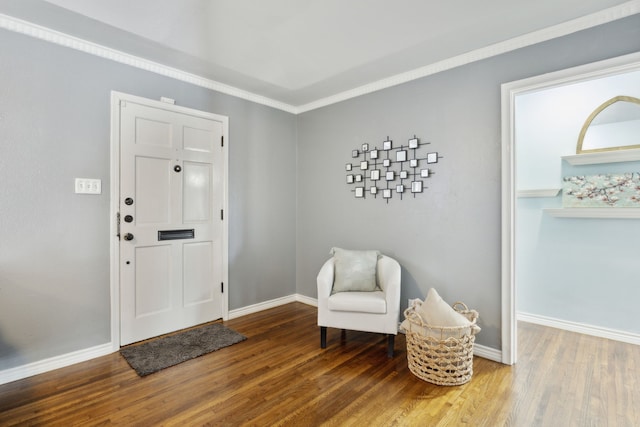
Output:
[330, 247, 380, 293]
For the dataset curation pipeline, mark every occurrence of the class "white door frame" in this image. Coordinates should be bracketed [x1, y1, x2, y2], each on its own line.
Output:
[109, 91, 229, 350]
[500, 52, 640, 365]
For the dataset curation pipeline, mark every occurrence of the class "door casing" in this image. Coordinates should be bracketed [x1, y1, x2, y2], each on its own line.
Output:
[109, 91, 229, 350]
[500, 52, 640, 365]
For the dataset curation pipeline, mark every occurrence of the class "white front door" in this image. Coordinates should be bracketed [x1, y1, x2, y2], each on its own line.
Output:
[118, 96, 226, 345]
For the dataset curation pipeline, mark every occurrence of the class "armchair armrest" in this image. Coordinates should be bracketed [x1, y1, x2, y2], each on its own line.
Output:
[377, 255, 401, 318]
[317, 258, 335, 300]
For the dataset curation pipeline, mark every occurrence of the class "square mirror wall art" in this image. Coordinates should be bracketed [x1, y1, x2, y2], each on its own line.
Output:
[344, 134, 442, 202]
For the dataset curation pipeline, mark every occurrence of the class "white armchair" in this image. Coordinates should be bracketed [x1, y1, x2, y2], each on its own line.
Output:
[317, 253, 401, 357]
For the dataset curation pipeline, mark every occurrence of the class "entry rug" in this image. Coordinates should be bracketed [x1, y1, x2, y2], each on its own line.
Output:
[120, 323, 247, 377]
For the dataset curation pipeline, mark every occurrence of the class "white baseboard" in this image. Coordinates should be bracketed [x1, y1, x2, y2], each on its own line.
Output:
[297, 296, 502, 362]
[473, 344, 502, 362]
[0, 295, 507, 386]
[1, 295, 311, 385]
[0, 343, 114, 386]
[518, 312, 640, 346]
[227, 293, 317, 319]
[398, 325, 502, 363]
[227, 294, 296, 319]
[295, 294, 318, 307]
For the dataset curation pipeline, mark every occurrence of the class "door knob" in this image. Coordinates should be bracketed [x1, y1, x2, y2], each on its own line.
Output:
[124, 215, 133, 223]
[123, 233, 134, 241]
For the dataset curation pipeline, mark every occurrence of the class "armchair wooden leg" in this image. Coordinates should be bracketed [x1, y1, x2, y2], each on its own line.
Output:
[320, 326, 327, 349]
[387, 334, 395, 358]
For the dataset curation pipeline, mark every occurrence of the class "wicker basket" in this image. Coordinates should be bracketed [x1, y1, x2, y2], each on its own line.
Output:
[403, 302, 479, 386]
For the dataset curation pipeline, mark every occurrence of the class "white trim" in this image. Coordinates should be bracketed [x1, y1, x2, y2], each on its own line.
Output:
[501, 51, 640, 367]
[0, 13, 297, 114]
[228, 294, 318, 320]
[517, 189, 561, 198]
[232, 294, 502, 362]
[109, 92, 121, 352]
[295, 1, 640, 113]
[222, 121, 230, 322]
[0, 294, 500, 384]
[562, 148, 640, 165]
[500, 78, 517, 365]
[109, 91, 230, 345]
[544, 208, 640, 218]
[397, 327, 501, 362]
[473, 344, 502, 363]
[295, 293, 319, 307]
[228, 295, 297, 320]
[518, 312, 640, 346]
[0, 343, 114, 386]
[2, 2, 640, 114]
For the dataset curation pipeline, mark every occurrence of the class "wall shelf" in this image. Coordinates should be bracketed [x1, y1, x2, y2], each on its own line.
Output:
[517, 189, 560, 198]
[544, 208, 640, 218]
[562, 149, 640, 165]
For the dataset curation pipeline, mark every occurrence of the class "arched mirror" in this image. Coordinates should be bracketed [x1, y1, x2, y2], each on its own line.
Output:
[576, 95, 640, 154]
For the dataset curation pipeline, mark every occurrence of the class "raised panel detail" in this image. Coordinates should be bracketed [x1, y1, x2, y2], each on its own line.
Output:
[135, 117, 172, 147]
[135, 156, 171, 224]
[135, 245, 171, 317]
[183, 242, 214, 306]
[183, 161, 211, 223]
[183, 126, 214, 153]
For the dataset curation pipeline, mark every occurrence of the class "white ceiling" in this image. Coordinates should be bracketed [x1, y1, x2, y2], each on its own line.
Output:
[3, 0, 636, 107]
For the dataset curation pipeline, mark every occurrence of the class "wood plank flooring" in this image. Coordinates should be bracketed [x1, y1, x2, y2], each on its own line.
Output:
[1, 302, 639, 426]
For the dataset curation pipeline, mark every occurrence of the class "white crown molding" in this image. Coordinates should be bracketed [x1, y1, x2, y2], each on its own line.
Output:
[0, 13, 298, 114]
[296, 0, 640, 113]
[2, 2, 640, 115]
[2, 2, 639, 115]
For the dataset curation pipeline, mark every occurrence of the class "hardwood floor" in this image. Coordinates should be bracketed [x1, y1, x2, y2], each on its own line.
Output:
[1, 302, 639, 426]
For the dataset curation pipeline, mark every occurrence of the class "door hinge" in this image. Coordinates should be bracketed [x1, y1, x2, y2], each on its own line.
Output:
[221, 282, 224, 293]
[116, 212, 121, 239]
[221, 209, 224, 220]
[221, 135, 224, 147]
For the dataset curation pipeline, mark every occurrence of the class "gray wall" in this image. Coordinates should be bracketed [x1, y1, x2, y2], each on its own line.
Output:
[295, 15, 640, 350]
[1, 12, 639, 371]
[0, 29, 297, 369]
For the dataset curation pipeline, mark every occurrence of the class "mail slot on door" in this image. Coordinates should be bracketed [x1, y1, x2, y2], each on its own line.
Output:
[158, 229, 195, 241]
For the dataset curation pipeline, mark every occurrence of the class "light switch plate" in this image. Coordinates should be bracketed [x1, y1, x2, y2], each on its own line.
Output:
[75, 178, 101, 194]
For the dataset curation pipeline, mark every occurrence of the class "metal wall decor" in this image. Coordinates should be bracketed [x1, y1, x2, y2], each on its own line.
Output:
[345, 135, 441, 201]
